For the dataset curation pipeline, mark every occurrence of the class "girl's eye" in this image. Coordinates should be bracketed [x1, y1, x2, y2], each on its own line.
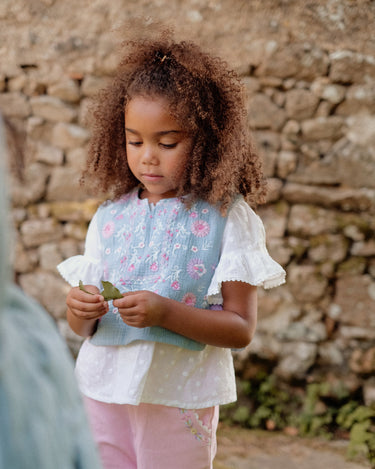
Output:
[160, 143, 177, 149]
[128, 141, 142, 146]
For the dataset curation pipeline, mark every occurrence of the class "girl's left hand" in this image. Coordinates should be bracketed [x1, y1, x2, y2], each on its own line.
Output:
[113, 291, 166, 328]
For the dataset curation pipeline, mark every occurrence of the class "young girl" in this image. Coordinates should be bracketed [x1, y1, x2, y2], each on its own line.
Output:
[58, 29, 285, 469]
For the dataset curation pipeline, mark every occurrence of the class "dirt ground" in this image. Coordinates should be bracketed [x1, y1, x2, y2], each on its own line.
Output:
[214, 424, 371, 469]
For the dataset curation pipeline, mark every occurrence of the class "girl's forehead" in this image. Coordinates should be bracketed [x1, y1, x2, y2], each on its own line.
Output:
[125, 95, 188, 130]
[126, 94, 171, 110]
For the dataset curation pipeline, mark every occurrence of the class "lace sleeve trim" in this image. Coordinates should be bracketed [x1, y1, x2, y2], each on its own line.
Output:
[57, 255, 103, 288]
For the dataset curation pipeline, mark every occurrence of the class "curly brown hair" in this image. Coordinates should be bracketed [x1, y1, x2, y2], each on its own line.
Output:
[85, 29, 266, 212]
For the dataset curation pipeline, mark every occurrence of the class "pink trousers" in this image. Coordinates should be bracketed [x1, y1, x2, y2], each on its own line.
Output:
[84, 396, 219, 469]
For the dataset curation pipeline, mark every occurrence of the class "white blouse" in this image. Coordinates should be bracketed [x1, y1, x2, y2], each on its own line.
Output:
[58, 198, 285, 409]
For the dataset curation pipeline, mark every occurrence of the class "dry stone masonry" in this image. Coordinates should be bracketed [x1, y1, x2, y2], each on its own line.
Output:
[1, 0, 375, 406]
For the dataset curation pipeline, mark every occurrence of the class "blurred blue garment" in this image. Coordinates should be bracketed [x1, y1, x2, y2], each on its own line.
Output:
[0, 115, 102, 469]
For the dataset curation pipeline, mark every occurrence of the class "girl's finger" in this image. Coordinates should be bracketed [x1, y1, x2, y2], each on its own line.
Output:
[113, 295, 137, 309]
[68, 297, 107, 314]
[77, 291, 104, 303]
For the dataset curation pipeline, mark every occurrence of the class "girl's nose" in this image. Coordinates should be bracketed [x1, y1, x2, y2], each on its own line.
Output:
[141, 146, 158, 165]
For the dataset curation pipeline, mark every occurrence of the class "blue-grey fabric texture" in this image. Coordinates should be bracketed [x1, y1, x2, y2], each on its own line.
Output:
[0, 115, 102, 469]
[90, 190, 227, 350]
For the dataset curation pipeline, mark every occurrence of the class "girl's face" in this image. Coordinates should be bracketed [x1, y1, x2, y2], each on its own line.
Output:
[124, 95, 192, 205]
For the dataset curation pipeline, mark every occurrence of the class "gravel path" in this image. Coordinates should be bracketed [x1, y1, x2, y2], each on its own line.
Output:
[214, 425, 371, 469]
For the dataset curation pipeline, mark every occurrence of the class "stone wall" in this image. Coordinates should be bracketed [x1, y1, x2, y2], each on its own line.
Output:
[1, 0, 375, 405]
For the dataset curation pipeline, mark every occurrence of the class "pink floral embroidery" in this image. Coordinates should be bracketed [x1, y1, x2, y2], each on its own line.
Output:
[187, 259, 207, 279]
[191, 220, 210, 237]
[150, 262, 159, 272]
[119, 278, 128, 286]
[189, 211, 198, 218]
[171, 281, 180, 291]
[128, 264, 135, 272]
[182, 292, 196, 306]
[191, 246, 198, 253]
[102, 221, 115, 238]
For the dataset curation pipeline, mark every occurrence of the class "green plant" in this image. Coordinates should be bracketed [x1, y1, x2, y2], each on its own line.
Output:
[220, 375, 375, 467]
[337, 404, 375, 465]
[221, 375, 300, 430]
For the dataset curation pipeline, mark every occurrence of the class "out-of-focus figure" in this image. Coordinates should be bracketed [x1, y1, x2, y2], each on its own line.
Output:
[0, 115, 102, 469]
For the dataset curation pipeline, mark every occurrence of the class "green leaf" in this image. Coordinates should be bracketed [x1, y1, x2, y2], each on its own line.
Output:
[100, 281, 123, 301]
[79, 280, 94, 295]
[79, 280, 123, 301]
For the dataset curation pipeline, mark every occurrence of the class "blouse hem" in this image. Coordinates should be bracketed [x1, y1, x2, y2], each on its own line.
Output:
[78, 388, 237, 409]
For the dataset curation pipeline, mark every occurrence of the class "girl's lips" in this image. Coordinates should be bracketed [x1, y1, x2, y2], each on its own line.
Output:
[142, 174, 163, 181]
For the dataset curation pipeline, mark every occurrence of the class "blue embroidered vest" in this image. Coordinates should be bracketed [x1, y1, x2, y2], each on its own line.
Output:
[90, 189, 227, 350]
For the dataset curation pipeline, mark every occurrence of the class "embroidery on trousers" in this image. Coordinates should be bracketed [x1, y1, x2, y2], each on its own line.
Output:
[179, 408, 211, 445]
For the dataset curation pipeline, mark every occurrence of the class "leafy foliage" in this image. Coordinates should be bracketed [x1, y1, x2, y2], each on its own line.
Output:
[220, 374, 375, 467]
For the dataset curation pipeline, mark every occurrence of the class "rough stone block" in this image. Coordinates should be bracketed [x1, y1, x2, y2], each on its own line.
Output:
[258, 202, 289, 238]
[257, 43, 329, 80]
[48, 79, 81, 102]
[333, 275, 375, 328]
[330, 50, 375, 84]
[288, 205, 338, 236]
[38, 242, 63, 272]
[248, 93, 286, 130]
[301, 116, 344, 141]
[0, 92, 31, 118]
[288, 264, 328, 303]
[336, 84, 375, 115]
[49, 199, 100, 222]
[275, 342, 318, 380]
[334, 140, 375, 189]
[308, 234, 349, 264]
[81, 75, 109, 97]
[18, 270, 69, 320]
[311, 79, 346, 103]
[51, 122, 90, 149]
[10, 162, 49, 206]
[285, 89, 320, 120]
[13, 242, 38, 274]
[47, 166, 88, 201]
[277, 151, 297, 179]
[21, 218, 63, 248]
[32, 141, 64, 166]
[30, 95, 77, 122]
[283, 183, 375, 213]
[66, 147, 87, 170]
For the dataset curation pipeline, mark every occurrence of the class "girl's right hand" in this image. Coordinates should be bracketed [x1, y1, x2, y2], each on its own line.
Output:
[66, 285, 108, 321]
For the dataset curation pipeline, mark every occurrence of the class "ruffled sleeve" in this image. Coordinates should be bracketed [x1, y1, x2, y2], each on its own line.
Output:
[57, 212, 103, 288]
[207, 198, 286, 304]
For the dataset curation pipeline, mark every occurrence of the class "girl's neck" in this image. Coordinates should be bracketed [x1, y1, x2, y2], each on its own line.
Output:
[138, 187, 179, 205]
